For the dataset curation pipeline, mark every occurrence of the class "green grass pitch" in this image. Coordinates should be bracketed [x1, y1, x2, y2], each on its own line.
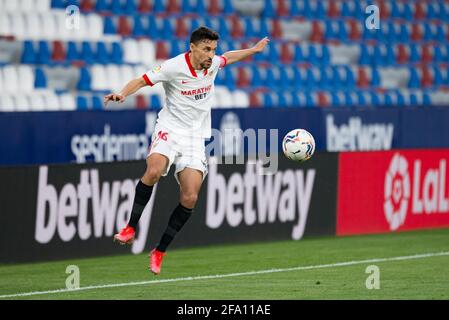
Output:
[1, 228, 449, 300]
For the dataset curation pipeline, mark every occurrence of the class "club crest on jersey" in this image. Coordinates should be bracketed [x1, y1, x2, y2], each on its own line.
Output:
[152, 66, 161, 73]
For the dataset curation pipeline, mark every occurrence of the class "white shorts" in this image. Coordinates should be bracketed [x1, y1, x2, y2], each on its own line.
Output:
[147, 124, 208, 184]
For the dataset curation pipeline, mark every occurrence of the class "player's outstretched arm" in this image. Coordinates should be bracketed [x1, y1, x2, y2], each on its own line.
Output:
[222, 37, 270, 65]
[103, 77, 147, 106]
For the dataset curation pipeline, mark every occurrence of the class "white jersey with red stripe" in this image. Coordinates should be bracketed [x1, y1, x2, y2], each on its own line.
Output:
[142, 52, 227, 138]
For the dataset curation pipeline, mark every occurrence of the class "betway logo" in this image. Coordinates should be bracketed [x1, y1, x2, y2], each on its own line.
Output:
[206, 159, 315, 240]
[326, 114, 394, 151]
[384, 153, 449, 230]
[35, 166, 156, 254]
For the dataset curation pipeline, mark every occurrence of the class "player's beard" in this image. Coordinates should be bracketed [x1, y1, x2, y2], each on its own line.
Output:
[201, 59, 213, 69]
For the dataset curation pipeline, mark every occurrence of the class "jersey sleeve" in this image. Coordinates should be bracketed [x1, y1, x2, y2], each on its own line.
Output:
[218, 55, 227, 69]
[142, 61, 174, 86]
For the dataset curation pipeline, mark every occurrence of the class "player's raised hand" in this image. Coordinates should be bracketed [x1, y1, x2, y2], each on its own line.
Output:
[252, 37, 270, 53]
[103, 93, 125, 106]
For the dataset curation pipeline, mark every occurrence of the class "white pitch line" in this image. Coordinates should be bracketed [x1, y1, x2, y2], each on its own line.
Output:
[1, 250, 449, 299]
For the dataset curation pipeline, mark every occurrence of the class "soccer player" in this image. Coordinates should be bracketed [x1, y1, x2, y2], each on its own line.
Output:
[104, 27, 269, 275]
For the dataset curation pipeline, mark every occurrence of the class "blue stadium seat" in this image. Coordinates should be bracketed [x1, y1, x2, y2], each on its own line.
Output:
[324, 20, 336, 39]
[37, 41, 51, 64]
[384, 22, 397, 43]
[123, 0, 137, 14]
[111, 42, 123, 64]
[268, 43, 279, 61]
[396, 91, 405, 106]
[408, 68, 420, 88]
[21, 41, 36, 64]
[259, 19, 270, 38]
[305, 68, 317, 89]
[76, 96, 89, 110]
[341, 1, 354, 17]
[161, 19, 174, 39]
[293, 45, 304, 62]
[305, 91, 315, 107]
[92, 96, 103, 110]
[319, 67, 331, 89]
[390, 2, 400, 19]
[196, 0, 207, 15]
[266, 67, 280, 88]
[330, 67, 341, 89]
[95, 0, 110, 12]
[356, 91, 366, 106]
[215, 67, 225, 85]
[170, 40, 181, 57]
[153, 0, 165, 13]
[359, 44, 370, 65]
[384, 92, 394, 106]
[433, 46, 444, 62]
[96, 42, 110, 64]
[190, 18, 200, 34]
[181, 0, 192, 13]
[293, 68, 303, 89]
[423, 92, 431, 105]
[427, 3, 438, 19]
[409, 44, 420, 63]
[337, 20, 348, 40]
[224, 67, 235, 90]
[250, 65, 263, 87]
[290, 0, 300, 16]
[399, 24, 409, 42]
[409, 92, 418, 106]
[104, 16, 116, 35]
[132, 16, 145, 37]
[303, 1, 312, 17]
[218, 17, 229, 39]
[346, 66, 356, 87]
[77, 68, 92, 91]
[263, 92, 275, 108]
[244, 17, 257, 38]
[371, 45, 382, 65]
[371, 68, 380, 87]
[279, 67, 291, 89]
[81, 41, 96, 64]
[111, 0, 124, 14]
[384, 45, 396, 65]
[436, 25, 445, 41]
[438, 2, 448, 20]
[403, 3, 413, 20]
[321, 45, 330, 64]
[52, 0, 67, 9]
[330, 91, 341, 106]
[315, 1, 325, 18]
[67, 41, 79, 61]
[308, 45, 319, 64]
[34, 68, 47, 89]
[150, 94, 162, 109]
[223, 0, 233, 14]
[147, 16, 158, 39]
[424, 24, 435, 41]
[277, 92, 290, 108]
[433, 67, 444, 86]
[262, 0, 275, 18]
[370, 91, 381, 106]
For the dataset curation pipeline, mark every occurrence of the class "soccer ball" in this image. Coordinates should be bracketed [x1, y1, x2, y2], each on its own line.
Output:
[282, 129, 315, 162]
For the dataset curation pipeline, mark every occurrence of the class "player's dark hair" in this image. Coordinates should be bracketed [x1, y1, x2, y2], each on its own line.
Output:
[190, 26, 219, 44]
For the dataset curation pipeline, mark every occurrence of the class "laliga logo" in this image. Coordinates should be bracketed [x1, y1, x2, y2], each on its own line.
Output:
[384, 153, 411, 230]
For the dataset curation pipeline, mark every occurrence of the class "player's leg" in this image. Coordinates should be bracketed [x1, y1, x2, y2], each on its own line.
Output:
[128, 153, 169, 227]
[156, 168, 203, 251]
[114, 153, 168, 244]
[150, 168, 204, 274]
